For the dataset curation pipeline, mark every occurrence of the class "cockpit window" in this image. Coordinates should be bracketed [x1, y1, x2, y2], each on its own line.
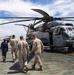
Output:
[67, 28, 72, 31]
[54, 28, 60, 35]
[60, 28, 65, 31]
[54, 27, 66, 35]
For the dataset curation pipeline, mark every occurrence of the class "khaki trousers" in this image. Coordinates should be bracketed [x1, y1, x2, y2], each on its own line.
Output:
[19, 54, 28, 69]
[11, 48, 17, 60]
[34, 53, 42, 66]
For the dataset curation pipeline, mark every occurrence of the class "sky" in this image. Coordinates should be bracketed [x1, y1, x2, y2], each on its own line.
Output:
[0, 0, 74, 39]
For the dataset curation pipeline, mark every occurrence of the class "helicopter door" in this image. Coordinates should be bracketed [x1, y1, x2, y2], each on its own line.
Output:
[53, 27, 64, 47]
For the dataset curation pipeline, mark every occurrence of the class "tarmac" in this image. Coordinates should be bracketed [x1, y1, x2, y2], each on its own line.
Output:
[0, 48, 74, 75]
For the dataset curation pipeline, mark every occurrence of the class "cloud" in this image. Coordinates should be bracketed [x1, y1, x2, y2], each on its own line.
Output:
[50, 0, 74, 16]
[0, 0, 74, 38]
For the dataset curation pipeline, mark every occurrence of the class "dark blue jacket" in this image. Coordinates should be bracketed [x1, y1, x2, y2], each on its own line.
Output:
[1, 42, 8, 51]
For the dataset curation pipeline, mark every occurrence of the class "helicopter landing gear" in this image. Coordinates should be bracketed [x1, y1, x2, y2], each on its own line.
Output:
[68, 45, 73, 53]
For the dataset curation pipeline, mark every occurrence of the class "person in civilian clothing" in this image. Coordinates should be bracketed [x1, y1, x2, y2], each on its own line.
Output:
[1, 39, 8, 62]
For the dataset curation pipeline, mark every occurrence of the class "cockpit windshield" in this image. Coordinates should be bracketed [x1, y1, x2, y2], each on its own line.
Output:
[60, 28, 65, 31]
[66, 27, 72, 31]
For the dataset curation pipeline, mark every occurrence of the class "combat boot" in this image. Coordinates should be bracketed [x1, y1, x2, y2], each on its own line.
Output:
[19, 69, 23, 72]
[31, 64, 36, 69]
[13, 59, 16, 63]
[25, 67, 28, 73]
[38, 65, 43, 71]
[3, 56, 5, 62]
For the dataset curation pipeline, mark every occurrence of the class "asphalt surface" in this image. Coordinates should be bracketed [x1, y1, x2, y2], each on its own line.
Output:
[0, 49, 74, 75]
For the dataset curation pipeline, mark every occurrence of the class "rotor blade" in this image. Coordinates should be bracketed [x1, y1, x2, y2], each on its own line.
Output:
[61, 20, 74, 21]
[53, 17, 74, 21]
[32, 9, 50, 19]
[0, 17, 41, 19]
[15, 24, 29, 27]
[27, 27, 30, 34]
[54, 17, 74, 20]
[32, 20, 43, 26]
[23, 26, 27, 32]
[32, 9, 74, 21]
[0, 19, 32, 25]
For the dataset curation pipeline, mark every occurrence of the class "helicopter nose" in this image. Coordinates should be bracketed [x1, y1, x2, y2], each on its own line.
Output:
[62, 32, 70, 38]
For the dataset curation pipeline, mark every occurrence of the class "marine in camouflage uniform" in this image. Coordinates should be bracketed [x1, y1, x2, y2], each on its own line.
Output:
[18, 36, 29, 72]
[31, 34, 44, 71]
[10, 35, 18, 62]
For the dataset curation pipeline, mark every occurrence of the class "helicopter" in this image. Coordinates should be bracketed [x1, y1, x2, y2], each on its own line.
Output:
[15, 21, 74, 52]
[0, 9, 74, 52]
[15, 23, 49, 47]
[4, 35, 12, 42]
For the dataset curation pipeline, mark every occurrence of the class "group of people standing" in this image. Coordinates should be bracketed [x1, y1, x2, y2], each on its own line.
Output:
[1, 34, 44, 73]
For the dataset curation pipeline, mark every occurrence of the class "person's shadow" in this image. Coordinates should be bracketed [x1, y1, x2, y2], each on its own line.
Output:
[7, 52, 34, 74]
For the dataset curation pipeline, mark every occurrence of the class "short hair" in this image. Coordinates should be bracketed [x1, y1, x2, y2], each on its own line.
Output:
[32, 34, 37, 37]
[12, 35, 15, 38]
[20, 36, 24, 40]
[3, 39, 6, 42]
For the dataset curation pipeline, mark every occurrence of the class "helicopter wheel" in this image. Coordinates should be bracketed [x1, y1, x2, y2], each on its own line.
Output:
[50, 46, 54, 52]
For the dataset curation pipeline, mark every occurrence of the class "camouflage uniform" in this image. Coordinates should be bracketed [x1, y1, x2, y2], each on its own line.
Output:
[18, 40, 29, 70]
[10, 38, 18, 62]
[31, 38, 44, 70]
